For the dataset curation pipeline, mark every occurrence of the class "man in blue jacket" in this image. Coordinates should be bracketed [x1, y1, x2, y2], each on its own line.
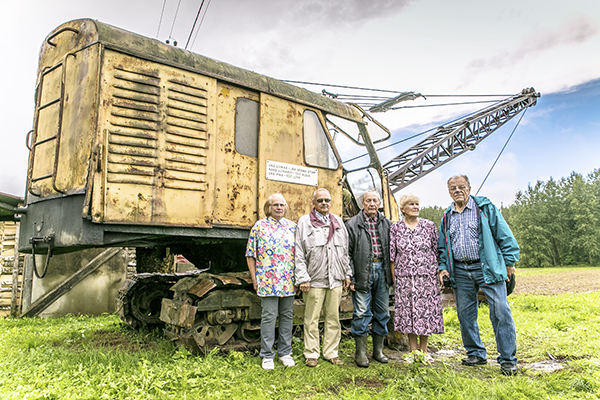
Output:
[438, 175, 519, 375]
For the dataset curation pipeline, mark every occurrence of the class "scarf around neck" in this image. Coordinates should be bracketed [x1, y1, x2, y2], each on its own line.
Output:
[309, 209, 340, 243]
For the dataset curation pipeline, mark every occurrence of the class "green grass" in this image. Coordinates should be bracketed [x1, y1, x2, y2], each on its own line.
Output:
[1, 272, 599, 399]
[516, 265, 600, 277]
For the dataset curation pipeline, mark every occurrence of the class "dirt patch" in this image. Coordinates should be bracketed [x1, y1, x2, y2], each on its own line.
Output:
[513, 269, 600, 296]
[329, 377, 386, 395]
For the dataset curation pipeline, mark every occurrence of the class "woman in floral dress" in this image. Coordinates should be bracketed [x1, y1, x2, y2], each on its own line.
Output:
[390, 194, 444, 361]
[246, 193, 297, 369]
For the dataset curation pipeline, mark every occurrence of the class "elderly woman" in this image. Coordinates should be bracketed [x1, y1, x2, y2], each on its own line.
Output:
[390, 194, 444, 362]
[246, 193, 297, 369]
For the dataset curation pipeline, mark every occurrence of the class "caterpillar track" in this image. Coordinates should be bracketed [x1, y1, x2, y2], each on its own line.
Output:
[160, 271, 263, 353]
[116, 270, 207, 330]
[117, 269, 358, 354]
[117, 271, 266, 353]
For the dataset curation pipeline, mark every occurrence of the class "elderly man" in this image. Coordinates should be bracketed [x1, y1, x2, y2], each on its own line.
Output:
[438, 175, 520, 375]
[345, 190, 392, 368]
[295, 188, 352, 367]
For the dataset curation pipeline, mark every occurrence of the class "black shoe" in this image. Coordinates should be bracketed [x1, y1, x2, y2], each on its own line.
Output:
[500, 363, 518, 376]
[461, 355, 487, 366]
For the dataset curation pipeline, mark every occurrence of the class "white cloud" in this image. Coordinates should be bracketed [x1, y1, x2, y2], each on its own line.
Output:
[1, 0, 599, 202]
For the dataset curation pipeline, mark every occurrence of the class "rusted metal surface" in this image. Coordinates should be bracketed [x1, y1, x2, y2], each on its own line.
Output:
[188, 278, 217, 298]
[21, 18, 390, 256]
[160, 298, 197, 329]
[91, 50, 216, 226]
[257, 93, 343, 222]
[28, 45, 99, 199]
[214, 275, 241, 285]
[213, 83, 259, 228]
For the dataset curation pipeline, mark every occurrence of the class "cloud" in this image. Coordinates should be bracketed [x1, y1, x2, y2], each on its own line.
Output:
[191, 0, 416, 74]
[468, 16, 599, 71]
[291, 0, 416, 27]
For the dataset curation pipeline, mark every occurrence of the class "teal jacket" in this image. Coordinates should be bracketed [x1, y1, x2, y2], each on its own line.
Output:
[438, 196, 520, 286]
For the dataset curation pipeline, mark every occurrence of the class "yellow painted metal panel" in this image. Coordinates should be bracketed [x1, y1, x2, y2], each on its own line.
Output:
[213, 84, 259, 228]
[257, 94, 343, 222]
[91, 50, 216, 226]
[55, 47, 100, 193]
[30, 65, 61, 197]
[30, 45, 99, 198]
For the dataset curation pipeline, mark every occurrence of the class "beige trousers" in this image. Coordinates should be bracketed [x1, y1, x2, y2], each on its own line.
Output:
[302, 286, 343, 360]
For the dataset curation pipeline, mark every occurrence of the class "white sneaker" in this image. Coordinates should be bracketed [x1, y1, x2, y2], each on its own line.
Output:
[262, 358, 274, 370]
[279, 354, 295, 367]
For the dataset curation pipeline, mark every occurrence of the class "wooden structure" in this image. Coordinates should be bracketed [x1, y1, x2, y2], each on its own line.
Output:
[0, 221, 23, 317]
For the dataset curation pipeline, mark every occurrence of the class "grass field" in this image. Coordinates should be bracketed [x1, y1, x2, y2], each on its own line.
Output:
[1, 267, 599, 399]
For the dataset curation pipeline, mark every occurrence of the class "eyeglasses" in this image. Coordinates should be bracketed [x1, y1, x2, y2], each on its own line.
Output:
[448, 185, 468, 192]
[316, 198, 331, 203]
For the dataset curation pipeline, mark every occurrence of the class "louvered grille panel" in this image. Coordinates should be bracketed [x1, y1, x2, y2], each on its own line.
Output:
[164, 80, 208, 191]
[107, 67, 160, 185]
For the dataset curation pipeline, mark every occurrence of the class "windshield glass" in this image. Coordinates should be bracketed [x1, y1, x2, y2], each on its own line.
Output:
[304, 110, 339, 169]
[346, 167, 382, 207]
[326, 115, 371, 171]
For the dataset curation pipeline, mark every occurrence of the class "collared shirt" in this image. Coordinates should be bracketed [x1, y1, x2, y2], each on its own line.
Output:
[245, 216, 297, 297]
[315, 210, 330, 224]
[364, 211, 383, 259]
[448, 196, 480, 262]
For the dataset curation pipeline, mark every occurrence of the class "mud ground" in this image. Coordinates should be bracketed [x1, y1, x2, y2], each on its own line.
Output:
[512, 268, 600, 295]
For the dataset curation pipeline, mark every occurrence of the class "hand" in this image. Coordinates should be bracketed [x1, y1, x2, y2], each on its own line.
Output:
[349, 284, 355, 292]
[506, 266, 516, 279]
[343, 278, 351, 289]
[299, 282, 311, 293]
[252, 280, 258, 292]
[439, 270, 449, 286]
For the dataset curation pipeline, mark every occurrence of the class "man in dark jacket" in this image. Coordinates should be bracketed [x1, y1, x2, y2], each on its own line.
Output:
[346, 190, 392, 368]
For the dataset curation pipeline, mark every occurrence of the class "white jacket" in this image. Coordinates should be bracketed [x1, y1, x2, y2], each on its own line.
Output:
[295, 212, 352, 289]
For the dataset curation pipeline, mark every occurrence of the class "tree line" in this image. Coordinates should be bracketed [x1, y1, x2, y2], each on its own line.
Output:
[418, 169, 600, 268]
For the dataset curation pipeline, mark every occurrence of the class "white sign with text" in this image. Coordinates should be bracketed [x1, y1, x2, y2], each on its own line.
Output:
[266, 160, 318, 186]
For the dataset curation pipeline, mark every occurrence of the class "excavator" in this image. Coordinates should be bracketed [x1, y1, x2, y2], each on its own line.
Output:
[3, 19, 539, 353]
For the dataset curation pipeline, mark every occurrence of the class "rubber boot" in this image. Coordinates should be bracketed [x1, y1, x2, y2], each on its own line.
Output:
[354, 335, 369, 368]
[372, 334, 388, 363]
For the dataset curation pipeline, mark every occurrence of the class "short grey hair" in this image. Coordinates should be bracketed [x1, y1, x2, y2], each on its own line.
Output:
[361, 190, 381, 203]
[447, 175, 471, 187]
[312, 188, 331, 201]
[398, 194, 419, 215]
[264, 193, 287, 217]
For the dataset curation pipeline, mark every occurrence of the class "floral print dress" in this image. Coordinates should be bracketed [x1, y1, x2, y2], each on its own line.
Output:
[389, 218, 444, 335]
[245, 216, 296, 297]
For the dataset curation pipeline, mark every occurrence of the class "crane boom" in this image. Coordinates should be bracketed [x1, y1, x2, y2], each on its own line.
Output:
[383, 88, 540, 193]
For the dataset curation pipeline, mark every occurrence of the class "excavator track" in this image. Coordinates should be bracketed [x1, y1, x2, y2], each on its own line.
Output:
[159, 271, 262, 354]
[118, 270, 362, 354]
[116, 270, 207, 330]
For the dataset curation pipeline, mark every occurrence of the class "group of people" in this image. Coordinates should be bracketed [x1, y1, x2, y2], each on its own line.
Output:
[245, 174, 520, 376]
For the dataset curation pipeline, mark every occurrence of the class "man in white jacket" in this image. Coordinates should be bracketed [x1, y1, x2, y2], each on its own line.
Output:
[295, 188, 352, 367]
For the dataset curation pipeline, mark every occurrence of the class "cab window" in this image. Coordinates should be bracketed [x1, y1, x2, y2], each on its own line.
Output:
[303, 110, 339, 169]
[235, 98, 259, 157]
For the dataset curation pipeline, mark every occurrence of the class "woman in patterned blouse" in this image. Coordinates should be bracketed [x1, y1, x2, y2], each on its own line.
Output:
[390, 194, 444, 362]
[246, 193, 297, 369]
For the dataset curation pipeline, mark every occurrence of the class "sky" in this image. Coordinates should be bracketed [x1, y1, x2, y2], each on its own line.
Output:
[1, 0, 599, 207]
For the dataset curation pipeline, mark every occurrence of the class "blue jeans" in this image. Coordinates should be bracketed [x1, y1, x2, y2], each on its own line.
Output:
[453, 263, 517, 365]
[351, 261, 390, 337]
[260, 296, 294, 359]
